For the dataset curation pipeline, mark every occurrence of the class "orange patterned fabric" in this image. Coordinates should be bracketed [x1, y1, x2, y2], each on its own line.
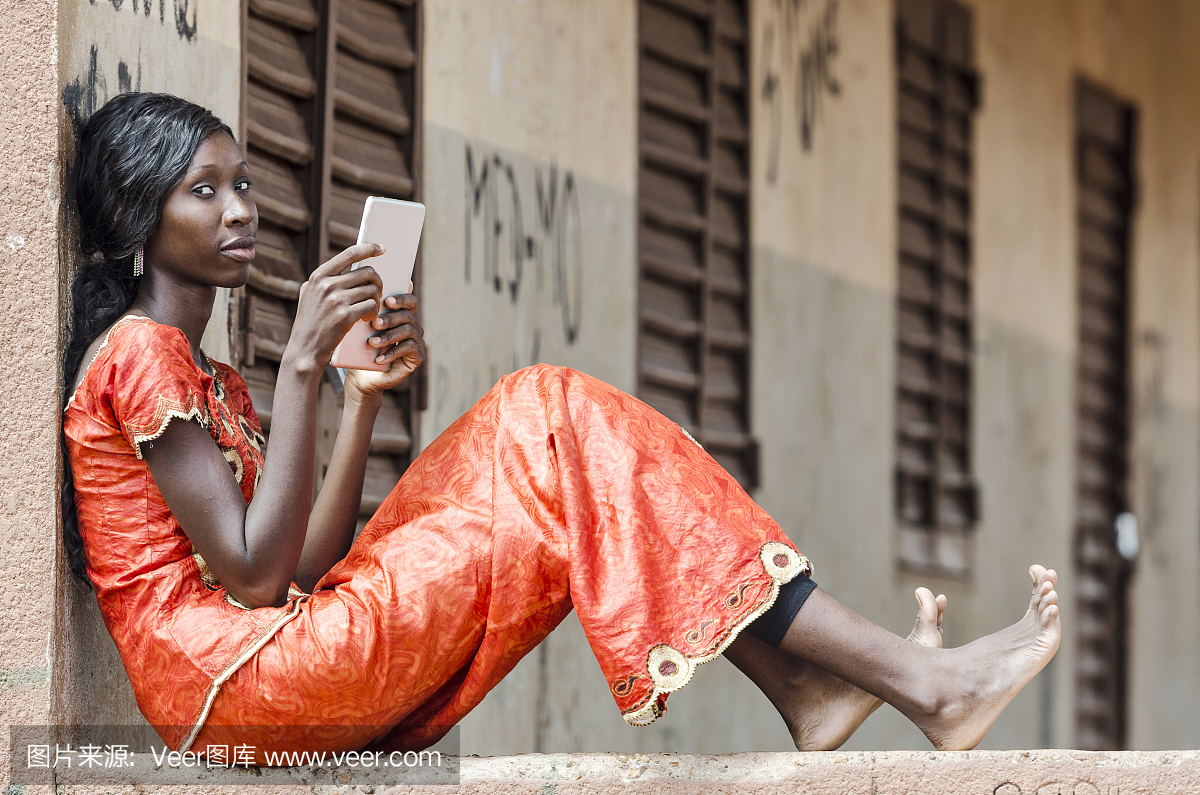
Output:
[64, 317, 809, 758]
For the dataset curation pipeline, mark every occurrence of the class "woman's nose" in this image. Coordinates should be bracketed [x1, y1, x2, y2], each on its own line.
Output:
[225, 192, 256, 226]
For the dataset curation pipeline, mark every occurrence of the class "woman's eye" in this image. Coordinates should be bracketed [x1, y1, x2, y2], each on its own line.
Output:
[236, 179, 252, 191]
[194, 185, 215, 197]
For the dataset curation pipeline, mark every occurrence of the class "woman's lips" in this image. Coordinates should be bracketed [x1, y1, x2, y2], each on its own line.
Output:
[221, 245, 256, 262]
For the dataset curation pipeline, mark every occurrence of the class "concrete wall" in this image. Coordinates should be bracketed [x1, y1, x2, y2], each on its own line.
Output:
[744, 0, 1200, 752]
[0, 0, 63, 768]
[50, 0, 243, 732]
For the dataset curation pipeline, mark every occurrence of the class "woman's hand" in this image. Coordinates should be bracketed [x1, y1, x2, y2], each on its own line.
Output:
[343, 281, 426, 400]
[286, 244, 386, 375]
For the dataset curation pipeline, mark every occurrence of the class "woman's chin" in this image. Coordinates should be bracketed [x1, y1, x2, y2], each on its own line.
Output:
[216, 264, 252, 290]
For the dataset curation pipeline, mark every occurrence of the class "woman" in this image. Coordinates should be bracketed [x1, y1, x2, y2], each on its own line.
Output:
[62, 93, 1061, 759]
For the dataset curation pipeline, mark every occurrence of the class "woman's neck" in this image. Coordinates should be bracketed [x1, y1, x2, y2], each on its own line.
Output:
[129, 270, 217, 364]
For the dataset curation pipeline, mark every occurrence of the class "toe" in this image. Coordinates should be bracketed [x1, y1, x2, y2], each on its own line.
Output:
[914, 587, 938, 624]
[1029, 564, 1047, 585]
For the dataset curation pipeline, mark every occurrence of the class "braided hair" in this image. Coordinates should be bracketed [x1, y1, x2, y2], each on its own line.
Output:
[61, 93, 233, 582]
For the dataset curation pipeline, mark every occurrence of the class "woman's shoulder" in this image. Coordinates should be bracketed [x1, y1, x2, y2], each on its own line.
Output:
[67, 316, 206, 416]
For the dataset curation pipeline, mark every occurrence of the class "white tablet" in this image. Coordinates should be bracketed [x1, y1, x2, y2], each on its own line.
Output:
[330, 197, 426, 371]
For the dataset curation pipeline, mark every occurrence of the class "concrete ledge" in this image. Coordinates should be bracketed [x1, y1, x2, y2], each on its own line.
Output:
[22, 750, 1199, 792]
[448, 751, 1200, 793]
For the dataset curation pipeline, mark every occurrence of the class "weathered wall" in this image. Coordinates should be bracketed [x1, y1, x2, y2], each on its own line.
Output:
[420, 0, 639, 429]
[419, 0, 652, 755]
[745, 0, 1200, 752]
[1086, 0, 1200, 751]
[51, 0, 243, 733]
[0, 0, 63, 772]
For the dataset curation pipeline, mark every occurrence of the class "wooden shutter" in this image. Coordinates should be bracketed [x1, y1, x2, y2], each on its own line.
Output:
[893, 0, 980, 576]
[240, 0, 422, 527]
[636, 0, 758, 489]
[1073, 78, 1135, 751]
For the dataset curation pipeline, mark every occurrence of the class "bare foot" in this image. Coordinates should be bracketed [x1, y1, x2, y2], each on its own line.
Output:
[785, 587, 947, 750]
[910, 566, 1061, 751]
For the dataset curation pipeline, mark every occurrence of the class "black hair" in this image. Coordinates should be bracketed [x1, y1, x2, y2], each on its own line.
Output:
[61, 93, 233, 583]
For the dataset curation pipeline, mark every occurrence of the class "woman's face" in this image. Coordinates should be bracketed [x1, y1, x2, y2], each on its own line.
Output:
[144, 131, 258, 289]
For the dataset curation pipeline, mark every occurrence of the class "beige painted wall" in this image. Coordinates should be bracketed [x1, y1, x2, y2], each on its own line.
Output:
[419, 0, 639, 440]
[747, 0, 1200, 752]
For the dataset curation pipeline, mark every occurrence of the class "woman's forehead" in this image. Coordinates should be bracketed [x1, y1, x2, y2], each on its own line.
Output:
[186, 132, 244, 173]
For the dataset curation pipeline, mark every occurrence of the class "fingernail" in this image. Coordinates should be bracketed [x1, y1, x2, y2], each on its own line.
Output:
[369, 337, 381, 345]
[375, 355, 385, 363]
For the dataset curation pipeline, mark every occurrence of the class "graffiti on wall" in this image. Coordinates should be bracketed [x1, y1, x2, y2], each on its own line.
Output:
[62, 0, 199, 133]
[62, 46, 143, 134]
[464, 142, 584, 350]
[760, 0, 841, 182]
[91, 0, 199, 42]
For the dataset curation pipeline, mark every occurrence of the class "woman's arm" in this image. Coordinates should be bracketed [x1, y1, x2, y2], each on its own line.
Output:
[292, 290, 426, 591]
[143, 245, 392, 608]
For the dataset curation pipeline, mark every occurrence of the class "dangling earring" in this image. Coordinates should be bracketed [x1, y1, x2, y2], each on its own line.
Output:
[133, 246, 144, 277]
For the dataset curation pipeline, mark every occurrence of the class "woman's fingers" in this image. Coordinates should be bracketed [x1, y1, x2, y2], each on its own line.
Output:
[370, 308, 423, 337]
[333, 283, 383, 319]
[309, 243, 384, 279]
[373, 336, 426, 367]
[382, 292, 417, 311]
[367, 318, 423, 348]
[347, 296, 384, 325]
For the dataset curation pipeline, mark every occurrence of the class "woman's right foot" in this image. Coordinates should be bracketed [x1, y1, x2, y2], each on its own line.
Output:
[785, 586, 947, 750]
[906, 566, 1061, 751]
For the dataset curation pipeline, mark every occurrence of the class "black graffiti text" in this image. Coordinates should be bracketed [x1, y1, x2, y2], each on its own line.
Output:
[761, 0, 841, 181]
[464, 143, 584, 348]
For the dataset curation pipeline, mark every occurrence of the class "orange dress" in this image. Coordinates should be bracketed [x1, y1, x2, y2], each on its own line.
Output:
[63, 316, 810, 758]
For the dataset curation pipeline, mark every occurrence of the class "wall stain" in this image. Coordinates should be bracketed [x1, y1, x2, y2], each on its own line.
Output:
[62, 46, 144, 135]
[760, 0, 842, 182]
[85, 0, 195, 38]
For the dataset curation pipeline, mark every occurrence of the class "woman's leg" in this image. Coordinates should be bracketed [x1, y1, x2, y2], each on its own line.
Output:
[771, 565, 1060, 751]
[726, 587, 946, 751]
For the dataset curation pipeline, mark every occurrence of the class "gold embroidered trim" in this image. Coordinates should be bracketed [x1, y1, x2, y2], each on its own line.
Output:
[621, 544, 812, 728]
[178, 597, 307, 754]
[64, 315, 150, 411]
[125, 395, 210, 460]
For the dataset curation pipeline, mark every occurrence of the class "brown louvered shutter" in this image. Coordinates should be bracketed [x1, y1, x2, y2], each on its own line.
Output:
[893, 0, 979, 576]
[240, 0, 422, 527]
[1073, 78, 1135, 752]
[636, 0, 757, 489]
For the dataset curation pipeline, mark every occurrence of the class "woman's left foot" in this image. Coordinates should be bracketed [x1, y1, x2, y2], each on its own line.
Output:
[785, 587, 947, 751]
